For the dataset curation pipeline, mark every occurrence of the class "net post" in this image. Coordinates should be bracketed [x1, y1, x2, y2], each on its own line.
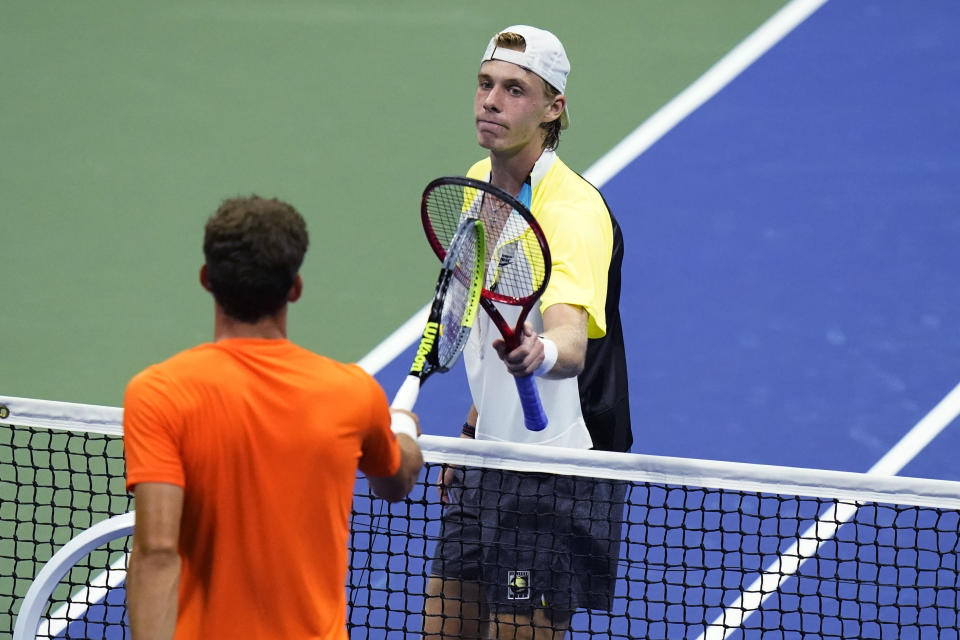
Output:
[12, 512, 135, 640]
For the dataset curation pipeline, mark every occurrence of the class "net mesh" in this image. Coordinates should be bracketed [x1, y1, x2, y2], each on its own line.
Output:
[3, 397, 960, 639]
[1, 421, 132, 638]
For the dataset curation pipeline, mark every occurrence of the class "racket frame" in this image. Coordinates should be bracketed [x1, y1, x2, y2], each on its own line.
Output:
[421, 176, 553, 431]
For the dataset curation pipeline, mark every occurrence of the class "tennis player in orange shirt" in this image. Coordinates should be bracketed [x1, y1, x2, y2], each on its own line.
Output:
[123, 195, 423, 640]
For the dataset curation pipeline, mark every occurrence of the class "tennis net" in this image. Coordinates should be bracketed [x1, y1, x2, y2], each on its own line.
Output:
[3, 395, 960, 639]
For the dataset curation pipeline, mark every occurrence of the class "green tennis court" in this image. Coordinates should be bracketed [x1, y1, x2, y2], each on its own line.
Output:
[0, 1, 789, 406]
[2, 2, 792, 635]
[8, 2, 960, 637]
[0, 0, 783, 628]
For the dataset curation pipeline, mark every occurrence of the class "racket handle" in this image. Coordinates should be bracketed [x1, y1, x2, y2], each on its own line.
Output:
[515, 374, 548, 431]
[391, 375, 421, 411]
[389, 375, 422, 440]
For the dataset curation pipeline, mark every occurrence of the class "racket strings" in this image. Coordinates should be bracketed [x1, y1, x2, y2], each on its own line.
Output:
[435, 222, 482, 368]
[485, 213, 545, 300]
[424, 184, 546, 305]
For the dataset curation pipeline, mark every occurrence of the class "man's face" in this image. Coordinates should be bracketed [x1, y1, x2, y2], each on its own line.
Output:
[474, 60, 562, 154]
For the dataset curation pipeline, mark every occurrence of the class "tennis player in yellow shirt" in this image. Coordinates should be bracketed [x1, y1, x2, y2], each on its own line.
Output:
[423, 25, 632, 640]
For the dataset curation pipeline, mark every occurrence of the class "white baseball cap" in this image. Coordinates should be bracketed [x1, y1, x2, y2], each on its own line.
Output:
[480, 25, 570, 129]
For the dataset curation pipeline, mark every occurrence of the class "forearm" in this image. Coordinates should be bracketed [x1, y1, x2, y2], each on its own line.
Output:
[369, 434, 423, 502]
[538, 303, 588, 378]
[127, 547, 180, 640]
[460, 405, 478, 438]
[540, 322, 586, 379]
[397, 434, 424, 491]
[128, 483, 183, 640]
[493, 305, 588, 379]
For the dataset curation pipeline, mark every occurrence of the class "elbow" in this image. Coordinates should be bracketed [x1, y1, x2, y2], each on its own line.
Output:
[129, 541, 181, 579]
[551, 347, 586, 379]
[133, 541, 180, 562]
[133, 533, 180, 559]
[570, 352, 586, 376]
[571, 336, 588, 375]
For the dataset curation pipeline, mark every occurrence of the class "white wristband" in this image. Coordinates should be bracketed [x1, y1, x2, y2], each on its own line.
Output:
[534, 336, 558, 377]
[390, 408, 419, 440]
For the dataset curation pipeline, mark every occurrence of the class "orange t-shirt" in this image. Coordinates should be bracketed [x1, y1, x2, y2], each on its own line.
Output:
[123, 338, 400, 640]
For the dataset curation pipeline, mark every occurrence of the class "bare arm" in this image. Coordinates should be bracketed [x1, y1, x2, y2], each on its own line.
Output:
[127, 483, 183, 640]
[493, 303, 589, 378]
[462, 404, 479, 434]
[368, 411, 424, 502]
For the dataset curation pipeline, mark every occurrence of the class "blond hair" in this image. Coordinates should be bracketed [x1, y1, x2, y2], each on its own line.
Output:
[493, 31, 563, 150]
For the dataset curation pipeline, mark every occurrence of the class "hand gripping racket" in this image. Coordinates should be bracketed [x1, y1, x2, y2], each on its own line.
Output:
[421, 176, 552, 431]
[389, 218, 486, 433]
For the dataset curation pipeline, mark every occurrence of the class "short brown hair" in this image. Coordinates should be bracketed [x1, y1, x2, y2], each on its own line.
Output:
[494, 32, 563, 151]
[203, 195, 309, 323]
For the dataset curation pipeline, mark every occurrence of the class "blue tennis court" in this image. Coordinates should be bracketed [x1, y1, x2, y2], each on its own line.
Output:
[358, 2, 960, 635]
[29, 1, 960, 638]
[603, 0, 960, 478]
[375, 0, 960, 479]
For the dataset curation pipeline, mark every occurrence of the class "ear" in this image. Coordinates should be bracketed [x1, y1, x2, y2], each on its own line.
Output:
[199, 264, 212, 292]
[543, 93, 566, 124]
[288, 274, 303, 303]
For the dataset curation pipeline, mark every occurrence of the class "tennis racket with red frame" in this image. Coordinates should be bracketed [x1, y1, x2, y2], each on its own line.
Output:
[421, 176, 551, 431]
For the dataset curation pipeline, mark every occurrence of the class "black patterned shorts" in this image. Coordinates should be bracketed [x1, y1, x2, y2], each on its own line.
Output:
[429, 466, 626, 614]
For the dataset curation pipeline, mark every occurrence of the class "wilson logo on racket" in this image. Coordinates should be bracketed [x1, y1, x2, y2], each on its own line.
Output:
[410, 321, 441, 373]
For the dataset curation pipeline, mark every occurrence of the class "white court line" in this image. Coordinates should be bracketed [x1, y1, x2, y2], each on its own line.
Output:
[354, 0, 958, 635]
[20, 0, 812, 628]
[870, 381, 960, 476]
[356, 305, 429, 374]
[699, 381, 960, 639]
[356, 0, 829, 376]
[584, 0, 831, 188]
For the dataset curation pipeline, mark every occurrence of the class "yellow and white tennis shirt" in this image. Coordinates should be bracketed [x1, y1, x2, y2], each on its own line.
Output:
[463, 150, 614, 449]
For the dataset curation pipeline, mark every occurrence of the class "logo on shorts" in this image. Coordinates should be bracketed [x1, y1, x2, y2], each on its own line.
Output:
[507, 570, 531, 600]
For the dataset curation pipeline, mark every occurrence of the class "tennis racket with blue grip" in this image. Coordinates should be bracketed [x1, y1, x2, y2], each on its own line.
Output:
[421, 176, 552, 431]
